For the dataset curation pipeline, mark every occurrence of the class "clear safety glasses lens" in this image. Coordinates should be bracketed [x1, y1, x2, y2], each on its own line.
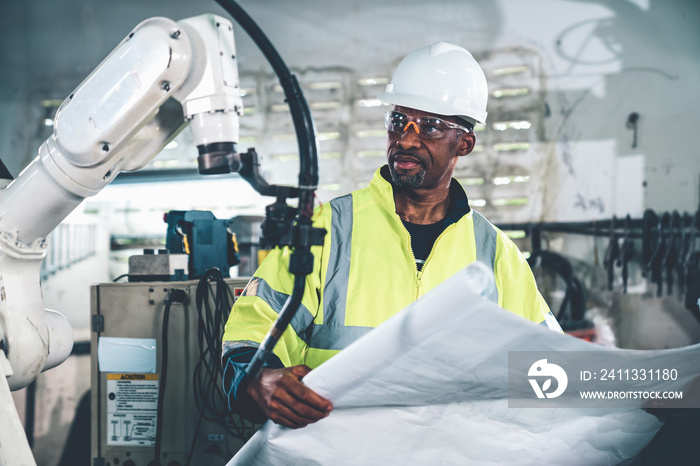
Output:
[384, 111, 470, 139]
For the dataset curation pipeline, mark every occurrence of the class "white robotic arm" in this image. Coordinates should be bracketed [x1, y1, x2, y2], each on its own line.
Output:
[0, 4, 326, 462]
[0, 13, 243, 465]
[0, 13, 242, 391]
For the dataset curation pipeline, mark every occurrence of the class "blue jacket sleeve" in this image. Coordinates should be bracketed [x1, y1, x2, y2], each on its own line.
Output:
[222, 346, 284, 422]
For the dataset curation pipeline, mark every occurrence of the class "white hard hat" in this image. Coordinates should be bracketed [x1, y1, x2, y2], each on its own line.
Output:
[378, 42, 488, 125]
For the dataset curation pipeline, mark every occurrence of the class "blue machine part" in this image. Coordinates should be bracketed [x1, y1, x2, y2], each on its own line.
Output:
[165, 210, 240, 279]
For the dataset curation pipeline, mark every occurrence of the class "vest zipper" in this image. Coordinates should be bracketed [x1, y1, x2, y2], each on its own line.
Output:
[417, 222, 458, 282]
[396, 213, 421, 300]
[400, 215, 459, 301]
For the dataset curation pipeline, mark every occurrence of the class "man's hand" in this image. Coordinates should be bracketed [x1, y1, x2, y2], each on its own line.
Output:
[246, 365, 333, 429]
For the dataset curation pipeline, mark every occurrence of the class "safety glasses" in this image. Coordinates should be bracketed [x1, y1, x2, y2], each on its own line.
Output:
[384, 111, 472, 139]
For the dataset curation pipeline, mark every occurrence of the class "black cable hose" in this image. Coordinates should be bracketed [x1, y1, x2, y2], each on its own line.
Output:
[244, 271, 306, 380]
[154, 289, 188, 466]
[212, 0, 324, 382]
[185, 413, 205, 466]
[154, 294, 174, 466]
[528, 250, 587, 323]
[112, 273, 129, 282]
[152, 273, 252, 466]
[214, 0, 319, 192]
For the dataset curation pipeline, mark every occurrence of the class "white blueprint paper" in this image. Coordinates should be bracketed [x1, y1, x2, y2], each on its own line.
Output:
[228, 263, 675, 466]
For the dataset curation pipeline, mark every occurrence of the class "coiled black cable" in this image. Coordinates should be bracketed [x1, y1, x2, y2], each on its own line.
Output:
[185, 268, 256, 465]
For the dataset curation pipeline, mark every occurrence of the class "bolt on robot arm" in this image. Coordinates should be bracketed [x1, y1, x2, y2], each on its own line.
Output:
[0, 13, 242, 393]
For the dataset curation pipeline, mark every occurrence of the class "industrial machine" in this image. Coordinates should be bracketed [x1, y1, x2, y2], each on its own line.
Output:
[163, 210, 240, 280]
[91, 274, 253, 466]
[220, 215, 266, 277]
[0, 1, 324, 464]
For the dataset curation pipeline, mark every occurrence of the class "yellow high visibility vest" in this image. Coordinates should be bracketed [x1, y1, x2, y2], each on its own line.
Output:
[223, 167, 557, 369]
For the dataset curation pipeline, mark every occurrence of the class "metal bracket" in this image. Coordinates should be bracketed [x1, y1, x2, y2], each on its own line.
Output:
[147, 286, 190, 306]
[91, 315, 104, 333]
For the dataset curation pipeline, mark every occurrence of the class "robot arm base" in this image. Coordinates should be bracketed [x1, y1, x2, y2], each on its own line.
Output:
[0, 352, 37, 465]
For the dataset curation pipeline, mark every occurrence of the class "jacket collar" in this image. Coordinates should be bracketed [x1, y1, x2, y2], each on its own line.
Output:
[370, 165, 471, 226]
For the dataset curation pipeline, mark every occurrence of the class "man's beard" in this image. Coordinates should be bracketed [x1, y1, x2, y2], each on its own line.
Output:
[388, 162, 426, 188]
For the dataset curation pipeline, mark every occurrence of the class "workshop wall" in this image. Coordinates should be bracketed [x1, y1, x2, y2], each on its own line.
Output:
[1, 0, 698, 218]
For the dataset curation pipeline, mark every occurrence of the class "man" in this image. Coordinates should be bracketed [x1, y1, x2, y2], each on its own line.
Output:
[222, 42, 561, 430]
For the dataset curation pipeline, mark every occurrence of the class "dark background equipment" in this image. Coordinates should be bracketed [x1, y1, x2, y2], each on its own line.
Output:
[164, 210, 240, 280]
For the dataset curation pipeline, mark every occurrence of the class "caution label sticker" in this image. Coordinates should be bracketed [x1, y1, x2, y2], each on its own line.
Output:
[106, 373, 159, 446]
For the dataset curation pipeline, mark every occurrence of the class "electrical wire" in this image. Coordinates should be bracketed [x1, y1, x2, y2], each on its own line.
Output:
[112, 273, 129, 282]
[151, 271, 254, 466]
[153, 296, 173, 466]
[154, 288, 188, 466]
[185, 413, 205, 466]
[185, 268, 256, 464]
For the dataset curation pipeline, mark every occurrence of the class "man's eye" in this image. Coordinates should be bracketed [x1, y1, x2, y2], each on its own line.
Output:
[422, 122, 442, 134]
[391, 118, 406, 128]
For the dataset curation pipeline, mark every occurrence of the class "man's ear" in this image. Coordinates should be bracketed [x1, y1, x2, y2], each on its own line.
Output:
[458, 132, 476, 156]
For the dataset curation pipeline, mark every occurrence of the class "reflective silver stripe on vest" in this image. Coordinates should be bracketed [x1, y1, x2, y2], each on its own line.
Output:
[244, 277, 315, 344]
[222, 340, 260, 358]
[321, 195, 353, 328]
[470, 210, 499, 304]
[310, 324, 373, 351]
[311, 194, 367, 350]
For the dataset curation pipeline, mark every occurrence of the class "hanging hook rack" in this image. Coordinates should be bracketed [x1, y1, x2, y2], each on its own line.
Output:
[496, 208, 700, 323]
